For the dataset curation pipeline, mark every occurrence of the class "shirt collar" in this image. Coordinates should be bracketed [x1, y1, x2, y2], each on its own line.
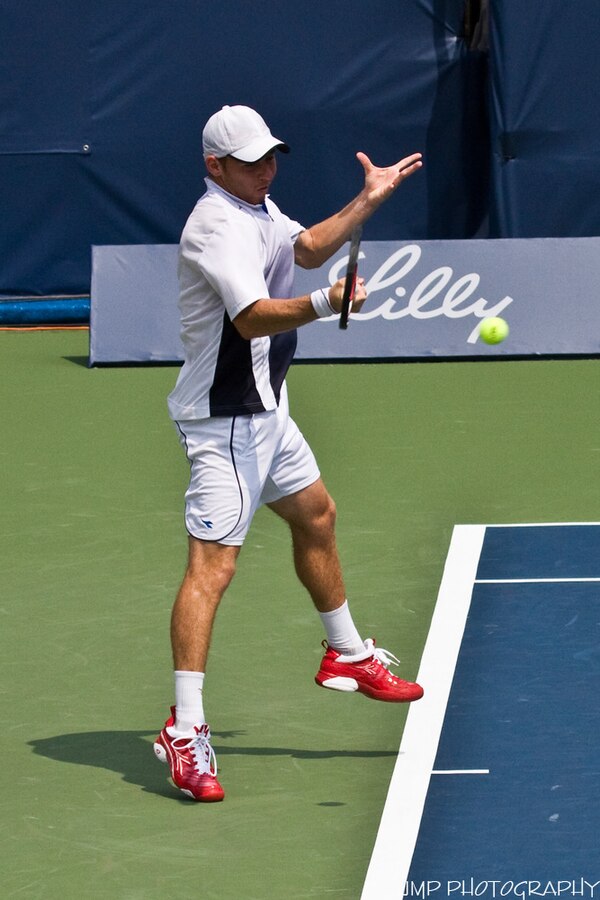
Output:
[205, 177, 270, 214]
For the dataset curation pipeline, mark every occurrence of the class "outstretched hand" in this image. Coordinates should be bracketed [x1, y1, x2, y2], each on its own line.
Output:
[357, 151, 423, 207]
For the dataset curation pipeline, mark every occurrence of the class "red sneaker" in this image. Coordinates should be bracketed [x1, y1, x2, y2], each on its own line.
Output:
[315, 639, 424, 703]
[153, 707, 224, 802]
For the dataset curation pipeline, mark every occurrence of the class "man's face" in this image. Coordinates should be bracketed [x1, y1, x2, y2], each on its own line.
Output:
[208, 152, 278, 205]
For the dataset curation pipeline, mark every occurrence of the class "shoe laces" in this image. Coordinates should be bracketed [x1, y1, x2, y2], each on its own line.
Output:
[173, 725, 218, 777]
[372, 645, 401, 670]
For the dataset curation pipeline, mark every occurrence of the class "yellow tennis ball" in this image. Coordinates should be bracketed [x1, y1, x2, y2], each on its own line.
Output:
[479, 316, 509, 345]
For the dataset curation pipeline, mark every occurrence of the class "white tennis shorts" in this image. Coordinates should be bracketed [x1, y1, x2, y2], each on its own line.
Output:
[175, 386, 320, 545]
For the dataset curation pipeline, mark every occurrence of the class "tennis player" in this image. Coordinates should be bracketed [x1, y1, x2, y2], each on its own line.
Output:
[153, 105, 424, 802]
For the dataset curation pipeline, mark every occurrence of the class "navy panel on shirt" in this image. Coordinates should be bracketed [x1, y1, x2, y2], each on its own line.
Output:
[208, 316, 298, 416]
[208, 312, 264, 415]
[269, 329, 297, 404]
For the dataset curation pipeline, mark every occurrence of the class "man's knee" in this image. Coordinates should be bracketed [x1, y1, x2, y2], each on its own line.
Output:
[269, 479, 338, 541]
[297, 489, 337, 542]
[186, 539, 239, 598]
[317, 492, 337, 533]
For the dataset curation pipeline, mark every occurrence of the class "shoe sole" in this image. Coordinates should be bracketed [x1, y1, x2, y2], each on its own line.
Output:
[317, 675, 359, 692]
[316, 674, 424, 703]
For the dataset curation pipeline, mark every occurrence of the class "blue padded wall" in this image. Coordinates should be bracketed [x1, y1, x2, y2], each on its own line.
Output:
[489, 0, 600, 237]
[0, 0, 488, 296]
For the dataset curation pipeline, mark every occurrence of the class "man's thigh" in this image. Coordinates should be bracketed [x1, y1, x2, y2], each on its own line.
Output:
[176, 415, 263, 545]
[259, 412, 320, 507]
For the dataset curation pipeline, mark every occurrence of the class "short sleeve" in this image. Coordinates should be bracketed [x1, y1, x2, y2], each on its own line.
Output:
[181, 214, 269, 321]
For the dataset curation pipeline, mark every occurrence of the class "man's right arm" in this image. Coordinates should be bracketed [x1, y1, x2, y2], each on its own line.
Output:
[233, 277, 367, 340]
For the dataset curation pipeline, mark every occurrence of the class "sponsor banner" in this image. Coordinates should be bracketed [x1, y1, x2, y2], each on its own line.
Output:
[296, 238, 600, 359]
[89, 239, 600, 364]
[90, 244, 181, 365]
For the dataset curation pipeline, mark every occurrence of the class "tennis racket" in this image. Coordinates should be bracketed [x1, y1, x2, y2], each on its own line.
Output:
[339, 225, 362, 330]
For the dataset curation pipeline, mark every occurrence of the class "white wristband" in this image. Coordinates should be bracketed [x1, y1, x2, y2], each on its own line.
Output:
[310, 288, 335, 318]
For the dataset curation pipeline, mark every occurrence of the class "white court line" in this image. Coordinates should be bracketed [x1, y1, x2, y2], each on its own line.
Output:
[476, 577, 600, 584]
[431, 769, 489, 775]
[483, 521, 600, 527]
[360, 524, 486, 900]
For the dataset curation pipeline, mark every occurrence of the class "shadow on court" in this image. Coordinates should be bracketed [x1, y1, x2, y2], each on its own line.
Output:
[28, 731, 397, 799]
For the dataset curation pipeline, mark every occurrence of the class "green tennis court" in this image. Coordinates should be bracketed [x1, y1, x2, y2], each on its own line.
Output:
[2, 330, 598, 899]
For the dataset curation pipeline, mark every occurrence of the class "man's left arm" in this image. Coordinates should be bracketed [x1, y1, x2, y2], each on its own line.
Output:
[293, 151, 423, 270]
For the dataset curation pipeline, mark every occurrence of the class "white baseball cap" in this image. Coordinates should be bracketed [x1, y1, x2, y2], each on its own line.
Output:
[202, 105, 290, 162]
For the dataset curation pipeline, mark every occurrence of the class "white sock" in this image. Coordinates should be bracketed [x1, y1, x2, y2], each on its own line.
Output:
[173, 670, 206, 734]
[319, 600, 365, 655]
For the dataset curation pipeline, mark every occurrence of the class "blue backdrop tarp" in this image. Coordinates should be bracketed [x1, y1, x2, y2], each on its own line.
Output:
[1, 0, 488, 296]
[4, 2, 600, 298]
[489, 0, 600, 237]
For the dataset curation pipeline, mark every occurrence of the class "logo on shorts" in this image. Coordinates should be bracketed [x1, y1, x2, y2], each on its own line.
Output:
[201, 518, 213, 529]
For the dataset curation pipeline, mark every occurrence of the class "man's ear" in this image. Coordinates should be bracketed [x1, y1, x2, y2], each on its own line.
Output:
[205, 155, 224, 178]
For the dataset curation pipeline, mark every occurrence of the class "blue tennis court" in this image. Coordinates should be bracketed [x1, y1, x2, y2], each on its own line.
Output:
[362, 524, 600, 898]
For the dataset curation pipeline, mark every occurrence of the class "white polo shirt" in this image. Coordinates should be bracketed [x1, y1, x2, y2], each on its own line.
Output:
[167, 178, 304, 421]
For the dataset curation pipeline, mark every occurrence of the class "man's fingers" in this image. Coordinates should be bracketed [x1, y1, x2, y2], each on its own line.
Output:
[400, 152, 423, 170]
